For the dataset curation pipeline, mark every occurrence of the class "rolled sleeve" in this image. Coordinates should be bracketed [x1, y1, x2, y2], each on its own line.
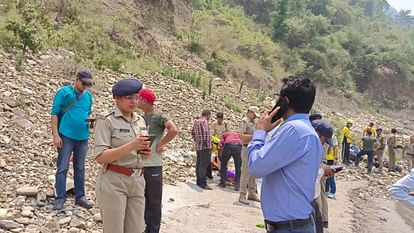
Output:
[94, 118, 112, 158]
[50, 90, 64, 116]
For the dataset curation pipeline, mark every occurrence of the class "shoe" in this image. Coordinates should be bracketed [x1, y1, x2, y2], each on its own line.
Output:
[53, 202, 65, 210]
[327, 192, 336, 199]
[207, 176, 214, 179]
[201, 185, 213, 190]
[235, 186, 240, 191]
[247, 195, 260, 202]
[75, 198, 93, 209]
[238, 198, 249, 205]
[218, 183, 226, 188]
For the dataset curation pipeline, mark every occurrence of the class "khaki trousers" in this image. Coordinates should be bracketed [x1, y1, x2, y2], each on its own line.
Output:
[96, 169, 146, 233]
[376, 149, 384, 174]
[406, 155, 414, 171]
[240, 146, 257, 199]
[388, 148, 396, 171]
[316, 176, 328, 224]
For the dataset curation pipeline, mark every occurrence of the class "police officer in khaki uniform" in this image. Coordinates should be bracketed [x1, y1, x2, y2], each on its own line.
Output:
[239, 106, 260, 204]
[94, 79, 150, 233]
[375, 128, 386, 174]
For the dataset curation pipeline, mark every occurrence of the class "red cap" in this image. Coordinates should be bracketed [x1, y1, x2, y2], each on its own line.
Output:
[138, 88, 157, 103]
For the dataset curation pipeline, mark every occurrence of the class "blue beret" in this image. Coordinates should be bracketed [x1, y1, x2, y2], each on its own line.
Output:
[112, 79, 143, 96]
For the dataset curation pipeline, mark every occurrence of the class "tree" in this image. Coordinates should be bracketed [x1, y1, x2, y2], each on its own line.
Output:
[5, 4, 44, 53]
[271, 0, 289, 42]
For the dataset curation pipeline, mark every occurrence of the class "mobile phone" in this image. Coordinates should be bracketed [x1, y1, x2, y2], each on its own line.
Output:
[330, 165, 344, 173]
[271, 96, 288, 123]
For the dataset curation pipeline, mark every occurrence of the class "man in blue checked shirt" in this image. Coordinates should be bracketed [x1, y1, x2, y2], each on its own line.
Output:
[248, 76, 323, 233]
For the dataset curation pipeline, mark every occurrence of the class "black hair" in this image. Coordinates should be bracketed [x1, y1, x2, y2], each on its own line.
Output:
[216, 112, 224, 118]
[280, 76, 316, 113]
[201, 110, 211, 117]
[391, 128, 397, 134]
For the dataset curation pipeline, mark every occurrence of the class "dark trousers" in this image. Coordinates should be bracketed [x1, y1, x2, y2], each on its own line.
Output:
[220, 143, 242, 188]
[325, 160, 336, 194]
[355, 150, 374, 173]
[206, 162, 212, 178]
[144, 166, 163, 233]
[342, 142, 350, 164]
[196, 149, 211, 187]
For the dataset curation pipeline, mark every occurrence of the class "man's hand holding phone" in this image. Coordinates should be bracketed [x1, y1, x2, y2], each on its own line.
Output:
[256, 107, 283, 133]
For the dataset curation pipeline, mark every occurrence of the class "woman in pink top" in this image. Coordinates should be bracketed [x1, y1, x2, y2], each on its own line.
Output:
[219, 131, 242, 190]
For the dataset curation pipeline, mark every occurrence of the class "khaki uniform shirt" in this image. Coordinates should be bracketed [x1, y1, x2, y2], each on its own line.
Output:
[94, 107, 147, 168]
[212, 122, 230, 138]
[404, 143, 414, 157]
[387, 135, 396, 148]
[239, 117, 255, 145]
[376, 135, 386, 151]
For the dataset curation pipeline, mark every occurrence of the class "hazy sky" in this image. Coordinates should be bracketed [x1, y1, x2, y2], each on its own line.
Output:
[387, 0, 414, 13]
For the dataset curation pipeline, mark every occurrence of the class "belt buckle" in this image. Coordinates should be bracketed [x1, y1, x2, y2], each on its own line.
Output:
[132, 168, 141, 177]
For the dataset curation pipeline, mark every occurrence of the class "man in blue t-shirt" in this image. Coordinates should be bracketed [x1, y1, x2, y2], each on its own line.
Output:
[50, 70, 94, 210]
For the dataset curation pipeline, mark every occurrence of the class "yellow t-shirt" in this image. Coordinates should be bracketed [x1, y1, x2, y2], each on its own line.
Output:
[363, 126, 376, 136]
[326, 148, 335, 160]
[340, 126, 353, 144]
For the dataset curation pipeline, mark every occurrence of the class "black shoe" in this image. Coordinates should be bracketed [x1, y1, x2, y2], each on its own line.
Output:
[218, 183, 226, 188]
[53, 202, 65, 210]
[75, 198, 93, 209]
[201, 185, 213, 190]
[207, 175, 214, 179]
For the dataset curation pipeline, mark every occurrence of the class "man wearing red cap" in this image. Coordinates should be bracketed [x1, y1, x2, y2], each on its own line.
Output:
[137, 88, 179, 233]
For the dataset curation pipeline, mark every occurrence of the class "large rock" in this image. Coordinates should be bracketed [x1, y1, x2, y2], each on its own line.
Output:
[0, 220, 20, 230]
[0, 209, 7, 220]
[69, 218, 85, 229]
[16, 187, 38, 196]
[58, 217, 71, 225]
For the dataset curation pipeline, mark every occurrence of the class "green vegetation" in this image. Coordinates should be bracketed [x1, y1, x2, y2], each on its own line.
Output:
[1, 0, 414, 108]
[161, 65, 214, 97]
[205, 58, 226, 79]
[224, 97, 242, 112]
[0, 0, 150, 73]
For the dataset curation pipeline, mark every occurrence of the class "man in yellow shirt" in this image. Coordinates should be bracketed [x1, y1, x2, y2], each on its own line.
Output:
[340, 120, 353, 165]
[363, 122, 376, 137]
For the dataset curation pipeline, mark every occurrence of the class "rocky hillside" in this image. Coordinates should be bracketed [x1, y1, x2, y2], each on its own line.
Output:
[0, 49, 277, 232]
[0, 43, 413, 232]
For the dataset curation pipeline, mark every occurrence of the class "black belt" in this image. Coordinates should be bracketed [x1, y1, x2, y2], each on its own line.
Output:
[265, 216, 314, 231]
[225, 143, 241, 146]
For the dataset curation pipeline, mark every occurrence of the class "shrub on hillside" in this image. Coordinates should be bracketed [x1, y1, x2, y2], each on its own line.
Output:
[205, 58, 226, 79]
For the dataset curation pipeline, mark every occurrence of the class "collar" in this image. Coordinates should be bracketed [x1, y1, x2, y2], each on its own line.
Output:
[284, 113, 310, 123]
[114, 106, 139, 122]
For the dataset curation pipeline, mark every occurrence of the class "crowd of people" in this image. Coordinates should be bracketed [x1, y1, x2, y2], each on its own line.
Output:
[50, 70, 414, 233]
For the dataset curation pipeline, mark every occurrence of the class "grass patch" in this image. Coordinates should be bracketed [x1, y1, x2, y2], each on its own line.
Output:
[124, 57, 160, 75]
[161, 65, 211, 91]
[224, 97, 242, 113]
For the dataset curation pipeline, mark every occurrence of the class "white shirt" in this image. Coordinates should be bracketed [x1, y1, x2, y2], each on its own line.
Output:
[389, 169, 414, 208]
[314, 168, 324, 199]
